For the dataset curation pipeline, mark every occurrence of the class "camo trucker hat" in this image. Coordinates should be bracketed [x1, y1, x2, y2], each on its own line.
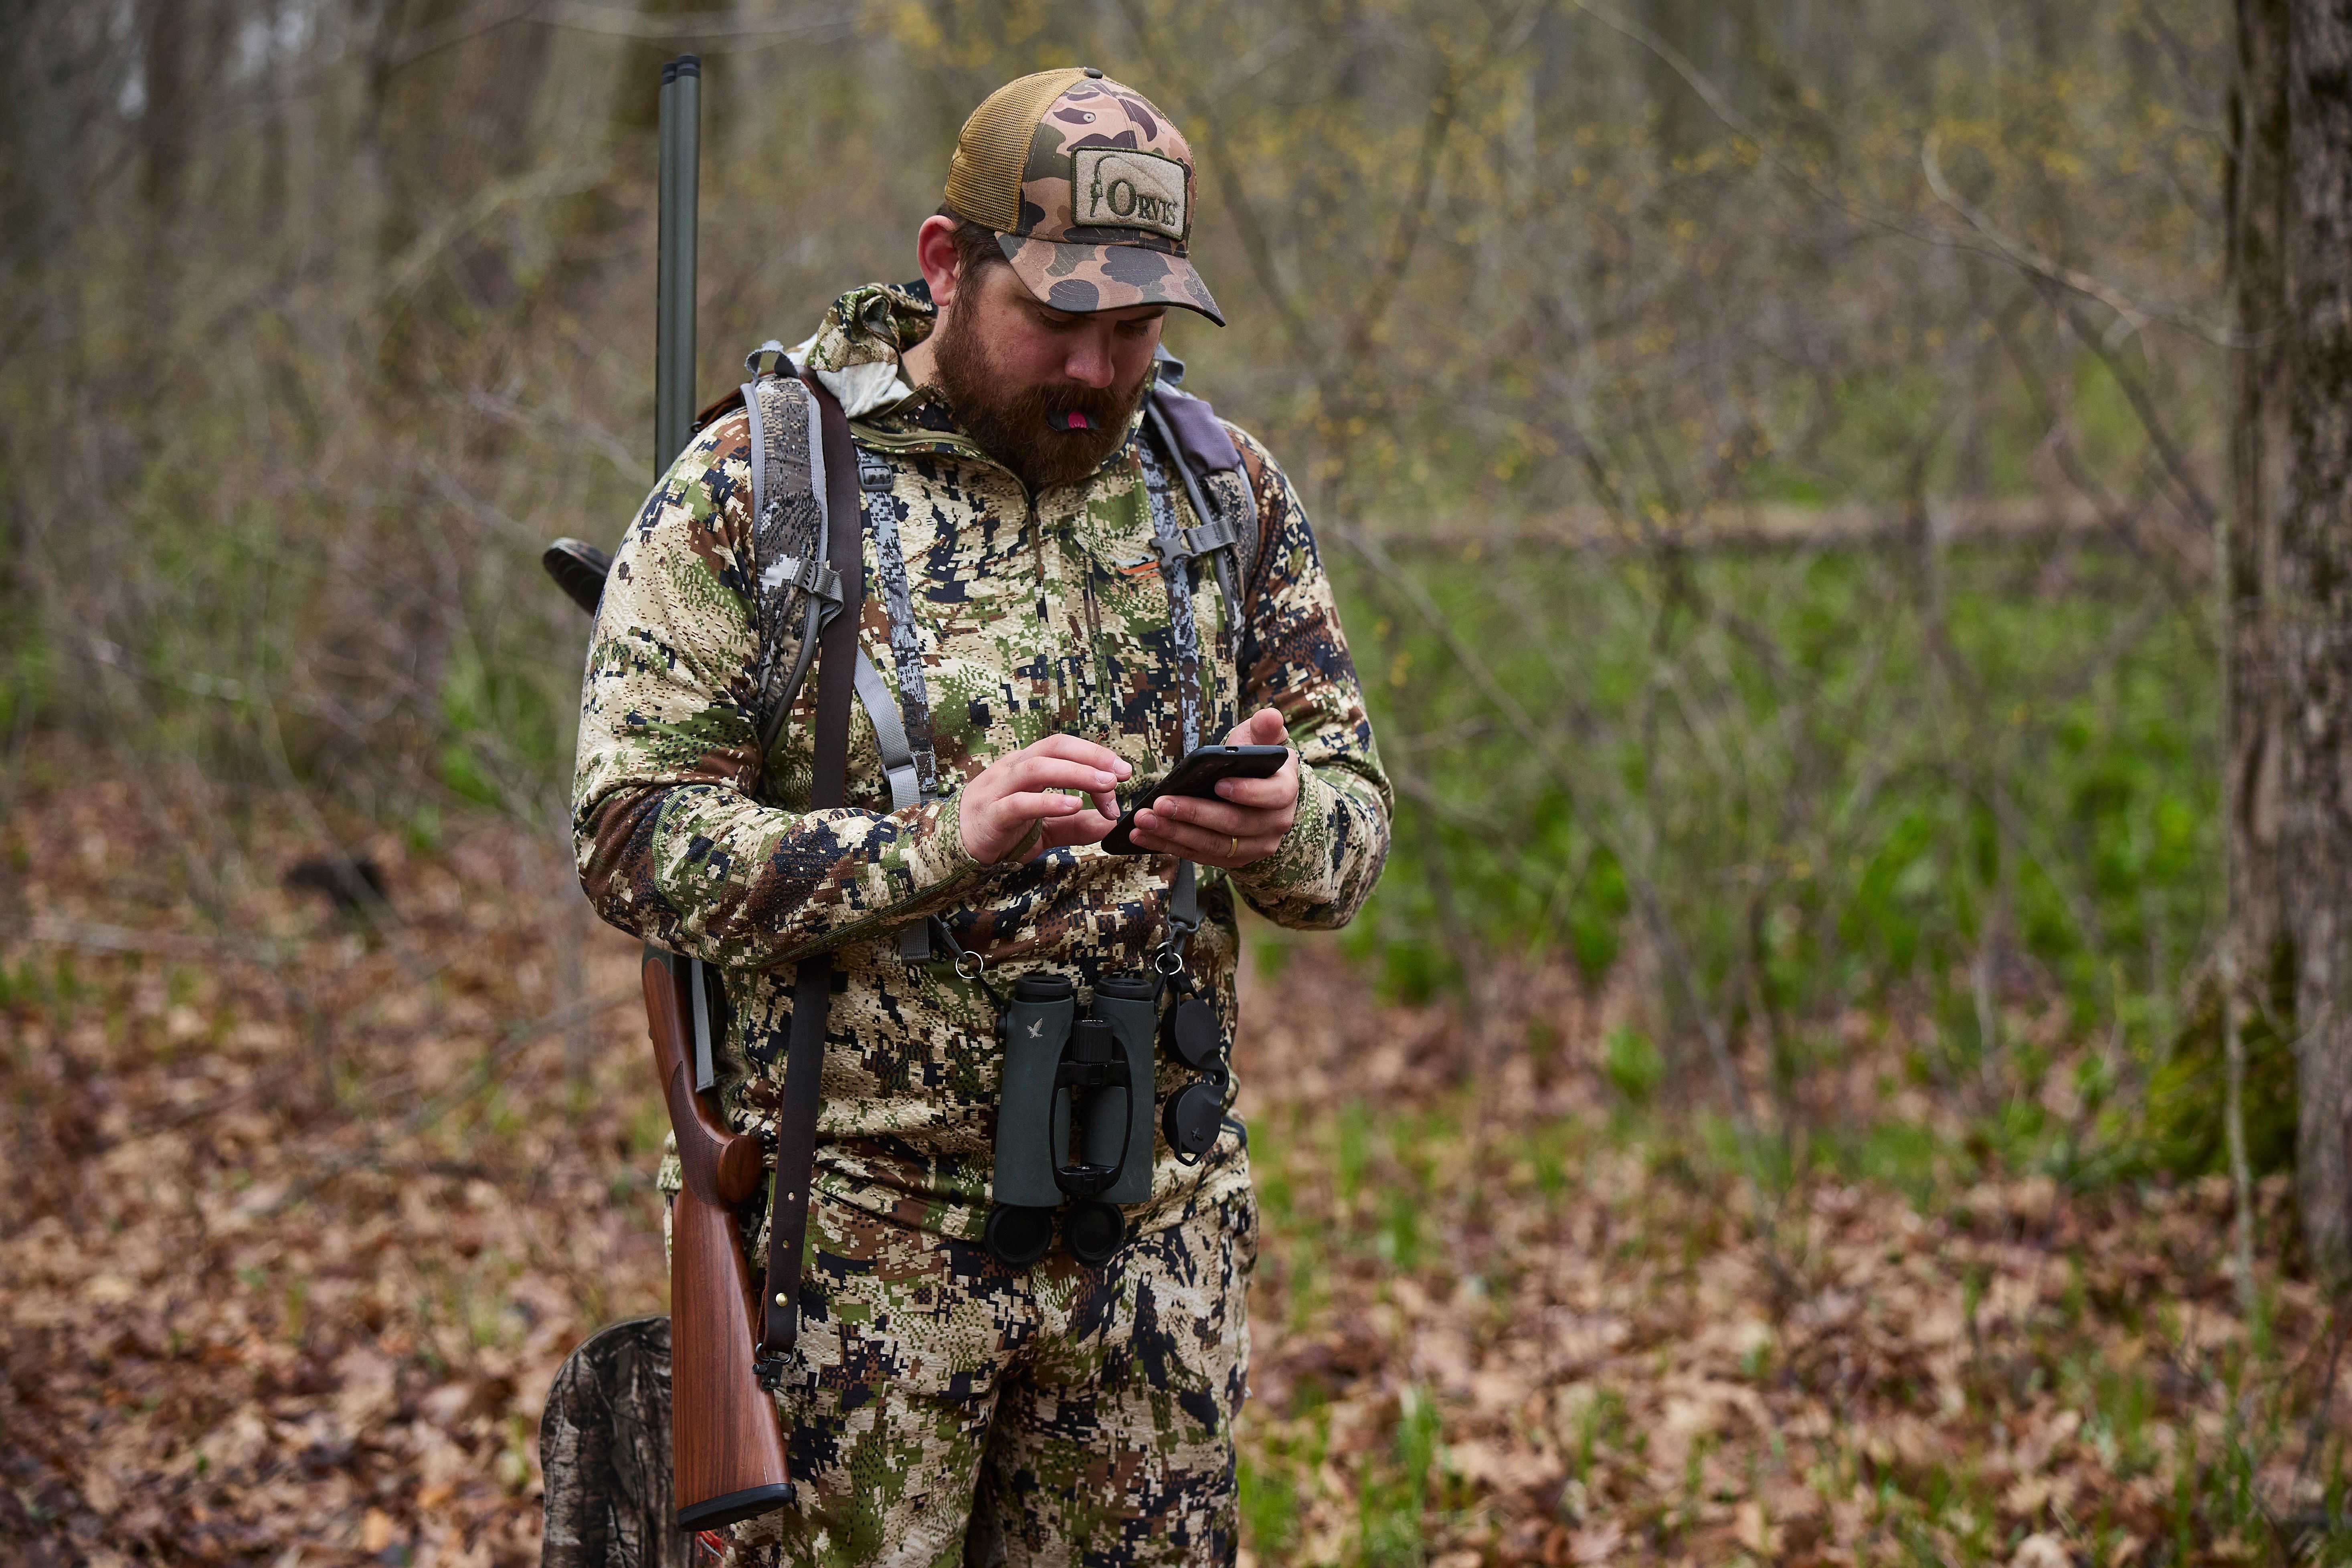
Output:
[942, 67, 1224, 326]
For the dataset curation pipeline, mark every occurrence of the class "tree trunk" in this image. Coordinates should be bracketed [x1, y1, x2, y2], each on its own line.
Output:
[2282, 0, 2352, 1279]
[2235, 0, 2352, 1280]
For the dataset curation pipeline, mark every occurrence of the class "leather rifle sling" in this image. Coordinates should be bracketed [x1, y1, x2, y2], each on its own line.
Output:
[760, 376, 865, 1358]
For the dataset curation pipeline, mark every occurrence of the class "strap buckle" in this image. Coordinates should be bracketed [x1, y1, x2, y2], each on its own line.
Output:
[764, 552, 842, 601]
[857, 454, 895, 492]
[1179, 517, 1239, 558]
[1153, 515, 1238, 572]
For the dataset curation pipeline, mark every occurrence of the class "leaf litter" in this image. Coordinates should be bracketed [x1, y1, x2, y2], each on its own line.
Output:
[2, 761, 2346, 1565]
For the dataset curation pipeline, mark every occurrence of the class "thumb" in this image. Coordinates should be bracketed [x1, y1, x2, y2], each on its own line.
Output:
[1229, 707, 1280, 746]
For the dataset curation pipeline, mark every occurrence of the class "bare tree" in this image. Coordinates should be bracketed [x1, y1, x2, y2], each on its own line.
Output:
[2229, 0, 2352, 1278]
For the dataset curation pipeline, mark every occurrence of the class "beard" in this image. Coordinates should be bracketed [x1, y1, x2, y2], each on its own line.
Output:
[927, 282, 1150, 491]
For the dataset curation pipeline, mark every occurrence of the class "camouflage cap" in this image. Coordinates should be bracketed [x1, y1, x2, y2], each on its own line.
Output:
[943, 67, 1224, 327]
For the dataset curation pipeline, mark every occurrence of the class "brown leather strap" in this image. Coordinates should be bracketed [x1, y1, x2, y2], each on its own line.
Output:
[759, 376, 864, 1358]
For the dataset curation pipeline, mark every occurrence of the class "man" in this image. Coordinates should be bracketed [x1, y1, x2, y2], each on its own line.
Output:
[573, 67, 1390, 1566]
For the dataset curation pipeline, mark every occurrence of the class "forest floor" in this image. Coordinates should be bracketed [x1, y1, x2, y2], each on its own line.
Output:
[3, 757, 2348, 1566]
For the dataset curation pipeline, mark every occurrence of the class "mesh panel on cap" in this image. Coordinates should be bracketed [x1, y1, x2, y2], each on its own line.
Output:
[943, 68, 1089, 233]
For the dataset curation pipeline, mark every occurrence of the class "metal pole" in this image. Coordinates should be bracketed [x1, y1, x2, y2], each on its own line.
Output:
[655, 60, 680, 472]
[668, 55, 701, 471]
[659, 54, 715, 1093]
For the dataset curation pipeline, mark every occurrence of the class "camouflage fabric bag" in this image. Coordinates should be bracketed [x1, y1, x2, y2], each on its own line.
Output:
[540, 1317, 695, 1568]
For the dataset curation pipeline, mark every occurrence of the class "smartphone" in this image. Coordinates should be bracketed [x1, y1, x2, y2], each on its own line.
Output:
[1102, 744, 1290, 856]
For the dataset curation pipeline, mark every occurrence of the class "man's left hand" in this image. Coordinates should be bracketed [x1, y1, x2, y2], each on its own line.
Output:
[1128, 707, 1300, 871]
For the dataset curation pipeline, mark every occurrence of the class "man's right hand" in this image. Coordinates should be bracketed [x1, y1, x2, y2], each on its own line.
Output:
[957, 735, 1132, 864]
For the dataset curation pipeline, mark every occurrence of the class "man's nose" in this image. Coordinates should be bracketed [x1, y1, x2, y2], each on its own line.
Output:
[1062, 329, 1118, 389]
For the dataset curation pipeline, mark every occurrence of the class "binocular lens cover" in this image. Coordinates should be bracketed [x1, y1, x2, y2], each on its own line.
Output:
[1162, 997, 1221, 1069]
[1163, 1079, 1224, 1160]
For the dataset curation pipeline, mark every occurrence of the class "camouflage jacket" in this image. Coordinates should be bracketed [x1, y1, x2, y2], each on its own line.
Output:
[573, 283, 1391, 1241]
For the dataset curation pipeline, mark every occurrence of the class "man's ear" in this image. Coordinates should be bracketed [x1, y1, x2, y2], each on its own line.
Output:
[915, 216, 964, 310]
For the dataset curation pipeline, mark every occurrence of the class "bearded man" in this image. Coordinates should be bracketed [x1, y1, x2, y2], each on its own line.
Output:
[572, 67, 1390, 1567]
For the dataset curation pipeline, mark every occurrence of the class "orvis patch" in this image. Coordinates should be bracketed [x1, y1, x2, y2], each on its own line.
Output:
[1073, 148, 1188, 241]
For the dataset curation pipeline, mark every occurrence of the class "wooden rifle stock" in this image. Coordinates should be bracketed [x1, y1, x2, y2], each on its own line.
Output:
[641, 946, 793, 1529]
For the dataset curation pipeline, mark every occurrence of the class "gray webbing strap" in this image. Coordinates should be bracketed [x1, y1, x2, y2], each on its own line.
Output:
[743, 377, 768, 522]
[853, 448, 943, 964]
[852, 647, 934, 959]
[854, 649, 924, 814]
[859, 451, 940, 800]
[1137, 431, 1205, 954]
[689, 956, 716, 1092]
[852, 647, 934, 964]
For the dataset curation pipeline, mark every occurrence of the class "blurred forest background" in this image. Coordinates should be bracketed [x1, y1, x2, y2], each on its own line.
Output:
[5, 0, 2343, 1564]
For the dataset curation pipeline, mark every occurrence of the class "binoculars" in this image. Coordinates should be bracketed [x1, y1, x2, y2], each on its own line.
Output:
[985, 971, 1228, 1268]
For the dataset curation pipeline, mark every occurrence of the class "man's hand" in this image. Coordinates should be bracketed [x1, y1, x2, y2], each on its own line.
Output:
[960, 735, 1132, 865]
[1128, 707, 1300, 871]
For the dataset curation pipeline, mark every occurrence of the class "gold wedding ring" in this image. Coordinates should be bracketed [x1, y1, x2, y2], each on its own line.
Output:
[1230, 835, 1238, 858]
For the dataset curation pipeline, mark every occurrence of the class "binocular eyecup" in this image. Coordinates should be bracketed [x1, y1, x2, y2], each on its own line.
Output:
[985, 1199, 1128, 1269]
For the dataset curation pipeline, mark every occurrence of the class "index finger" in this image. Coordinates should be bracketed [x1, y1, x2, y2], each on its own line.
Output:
[1215, 753, 1297, 805]
[1028, 733, 1133, 778]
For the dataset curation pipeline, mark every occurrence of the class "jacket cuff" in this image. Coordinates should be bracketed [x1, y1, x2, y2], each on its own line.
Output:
[1228, 766, 1340, 903]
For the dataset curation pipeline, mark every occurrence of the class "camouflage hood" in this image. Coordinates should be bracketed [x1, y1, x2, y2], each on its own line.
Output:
[792, 281, 933, 419]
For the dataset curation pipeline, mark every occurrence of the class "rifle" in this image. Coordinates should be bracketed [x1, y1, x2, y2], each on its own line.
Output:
[545, 55, 795, 1532]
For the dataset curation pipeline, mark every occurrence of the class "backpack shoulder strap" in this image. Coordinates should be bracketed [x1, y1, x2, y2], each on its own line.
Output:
[759, 372, 864, 1364]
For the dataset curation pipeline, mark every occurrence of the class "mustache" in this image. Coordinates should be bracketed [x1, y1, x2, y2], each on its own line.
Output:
[1015, 377, 1142, 434]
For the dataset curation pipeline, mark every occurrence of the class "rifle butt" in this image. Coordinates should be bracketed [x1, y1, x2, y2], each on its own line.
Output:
[643, 942, 789, 1526]
[669, 1180, 793, 1529]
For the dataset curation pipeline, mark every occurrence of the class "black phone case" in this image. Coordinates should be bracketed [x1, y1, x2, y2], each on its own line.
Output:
[1101, 745, 1288, 856]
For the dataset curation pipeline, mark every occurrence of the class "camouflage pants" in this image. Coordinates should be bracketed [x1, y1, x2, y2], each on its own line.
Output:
[727, 1167, 1257, 1568]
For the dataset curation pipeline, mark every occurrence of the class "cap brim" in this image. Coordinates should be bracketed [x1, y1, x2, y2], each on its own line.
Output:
[998, 234, 1224, 327]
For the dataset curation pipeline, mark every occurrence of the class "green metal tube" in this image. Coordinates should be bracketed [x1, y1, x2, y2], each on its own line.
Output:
[655, 61, 679, 473]
[669, 56, 701, 471]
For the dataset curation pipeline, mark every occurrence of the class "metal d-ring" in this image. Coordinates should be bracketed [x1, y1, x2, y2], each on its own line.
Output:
[1154, 946, 1186, 977]
[955, 949, 987, 981]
